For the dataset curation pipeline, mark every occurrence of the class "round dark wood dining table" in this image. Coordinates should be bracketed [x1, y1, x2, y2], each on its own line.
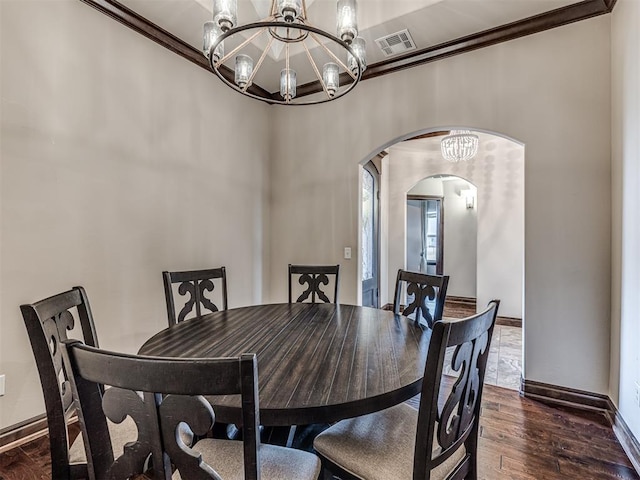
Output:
[138, 303, 431, 427]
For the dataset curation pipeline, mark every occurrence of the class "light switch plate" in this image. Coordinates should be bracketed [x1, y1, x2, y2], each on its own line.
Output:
[344, 247, 352, 259]
[0, 374, 5, 396]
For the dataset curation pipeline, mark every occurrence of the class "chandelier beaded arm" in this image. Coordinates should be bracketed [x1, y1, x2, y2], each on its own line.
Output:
[203, 0, 366, 105]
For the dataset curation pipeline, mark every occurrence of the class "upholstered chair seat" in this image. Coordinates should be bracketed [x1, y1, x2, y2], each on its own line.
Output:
[314, 403, 465, 480]
[68, 416, 137, 464]
[173, 439, 321, 480]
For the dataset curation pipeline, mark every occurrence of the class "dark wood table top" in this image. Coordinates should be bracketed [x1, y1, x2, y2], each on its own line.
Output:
[138, 303, 430, 426]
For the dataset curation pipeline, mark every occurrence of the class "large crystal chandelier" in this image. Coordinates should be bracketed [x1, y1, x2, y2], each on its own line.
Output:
[440, 130, 479, 162]
[203, 0, 367, 105]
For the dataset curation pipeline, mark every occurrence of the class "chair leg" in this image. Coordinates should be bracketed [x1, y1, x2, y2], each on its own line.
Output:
[464, 432, 479, 480]
[466, 456, 478, 480]
[226, 423, 240, 440]
[285, 425, 297, 448]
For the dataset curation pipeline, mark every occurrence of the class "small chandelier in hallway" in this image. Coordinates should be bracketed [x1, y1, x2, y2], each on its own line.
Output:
[441, 130, 479, 162]
[203, 0, 367, 105]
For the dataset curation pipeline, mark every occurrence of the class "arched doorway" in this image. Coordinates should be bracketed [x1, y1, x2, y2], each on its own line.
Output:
[359, 128, 524, 390]
[406, 176, 477, 296]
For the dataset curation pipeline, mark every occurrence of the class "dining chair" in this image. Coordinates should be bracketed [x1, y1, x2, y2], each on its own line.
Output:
[286, 264, 340, 445]
[61, 341, 322, 480]
[393, 269, 449, 328]
[20, 287, 136, 480]
[163, 267, 228, 327]
[313, 300, 500, 480]
[288, 264, 340, 304]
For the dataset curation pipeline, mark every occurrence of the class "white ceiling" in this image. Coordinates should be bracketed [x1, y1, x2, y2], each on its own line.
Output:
[119, 0, 583, 92]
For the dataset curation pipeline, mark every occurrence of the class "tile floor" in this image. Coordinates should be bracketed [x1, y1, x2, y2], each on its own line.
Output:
[442, 299, 523, 391]
[443, 324, 522, 391]
[484, 324, 522, 390]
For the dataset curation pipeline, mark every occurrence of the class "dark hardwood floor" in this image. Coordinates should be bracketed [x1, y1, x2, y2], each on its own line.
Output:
[476, 388, 637, 479]
[1, 384, 637, 480]
[0, 423, 81, 480]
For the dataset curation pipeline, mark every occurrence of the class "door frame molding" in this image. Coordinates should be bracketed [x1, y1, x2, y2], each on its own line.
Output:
[361, 162, 380, 307]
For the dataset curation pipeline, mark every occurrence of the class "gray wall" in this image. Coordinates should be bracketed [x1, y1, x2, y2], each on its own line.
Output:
[268, 16, 611, 394]
[611, 0, 640, 443]
[441, 179, 478, 299]
[0, 0, 269, 428]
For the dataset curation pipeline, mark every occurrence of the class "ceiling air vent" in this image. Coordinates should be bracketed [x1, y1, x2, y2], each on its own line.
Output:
[375, 29, 416, 57]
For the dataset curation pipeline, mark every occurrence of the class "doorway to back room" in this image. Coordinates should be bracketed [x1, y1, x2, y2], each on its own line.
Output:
[406, 176, 476, 297]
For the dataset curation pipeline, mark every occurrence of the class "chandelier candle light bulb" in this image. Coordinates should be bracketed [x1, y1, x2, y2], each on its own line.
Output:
[323, 63, 339, 97]
[203, 21, 224, 63]
[280, 69, 297, 101]
[348, 37, 366, 74]
[278, 0, 303, 22]
[235, 54, 254, 89]
[213, 0, 237, 31]
[337, 0, 358, 43]
[205, 0, 364, 104]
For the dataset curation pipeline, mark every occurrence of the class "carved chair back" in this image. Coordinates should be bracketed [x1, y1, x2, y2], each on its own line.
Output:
[414, 300, 499, 479]
[61, 342, 261, 480]
[393, 270, 449, 328]
[163, 267, 228, 327]
[20, 286, 99, 479]
[288, 264, 340, 304]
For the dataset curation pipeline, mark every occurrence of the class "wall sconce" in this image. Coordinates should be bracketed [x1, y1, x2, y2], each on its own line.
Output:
[460, 188, 475, 209]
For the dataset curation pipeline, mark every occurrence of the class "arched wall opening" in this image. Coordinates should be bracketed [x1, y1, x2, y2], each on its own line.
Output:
[357, 127, 525, 388]
[358, 127, 525, 320]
